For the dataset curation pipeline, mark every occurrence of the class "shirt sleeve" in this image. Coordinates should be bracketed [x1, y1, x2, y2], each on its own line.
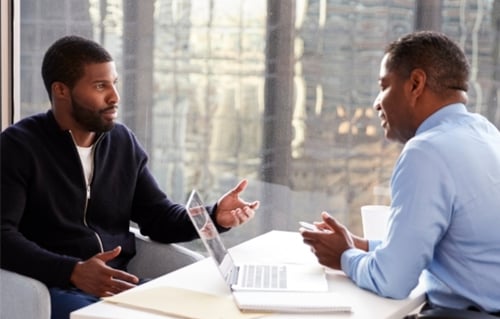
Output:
[368, 240, 382, 251]
[340, 140, 453, 299]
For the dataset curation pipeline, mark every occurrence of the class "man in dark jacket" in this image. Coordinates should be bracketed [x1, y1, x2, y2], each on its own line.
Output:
[1, 35, 260, 319]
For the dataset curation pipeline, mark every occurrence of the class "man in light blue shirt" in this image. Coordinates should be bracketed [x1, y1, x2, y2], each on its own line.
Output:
[301, 31, 500, 317]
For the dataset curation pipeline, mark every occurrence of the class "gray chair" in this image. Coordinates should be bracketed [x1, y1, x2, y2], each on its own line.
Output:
[0, 227, 204, 319]
[0, 269, 51, 319]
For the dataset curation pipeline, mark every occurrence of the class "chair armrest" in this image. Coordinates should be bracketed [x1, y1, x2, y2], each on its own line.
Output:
[128, 227, 205, 279]
[417, 308, 499, 319]
[0, 268, 51, 319]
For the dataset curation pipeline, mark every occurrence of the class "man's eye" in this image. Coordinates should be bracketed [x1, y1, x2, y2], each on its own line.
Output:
[96, 83, 105, 89]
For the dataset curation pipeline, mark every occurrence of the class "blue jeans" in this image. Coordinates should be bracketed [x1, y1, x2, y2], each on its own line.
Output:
[49, 287, 100, 319]
[48, 279, 150, 319]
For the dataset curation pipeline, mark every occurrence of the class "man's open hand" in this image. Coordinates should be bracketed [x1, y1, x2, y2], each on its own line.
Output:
[70, 246, 139, 297]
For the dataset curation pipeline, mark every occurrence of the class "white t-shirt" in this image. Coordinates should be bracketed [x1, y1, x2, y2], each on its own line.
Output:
[76, 145, 94, 187]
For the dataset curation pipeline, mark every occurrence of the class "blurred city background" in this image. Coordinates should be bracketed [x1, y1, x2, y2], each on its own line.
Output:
[18, 0, 500, 252]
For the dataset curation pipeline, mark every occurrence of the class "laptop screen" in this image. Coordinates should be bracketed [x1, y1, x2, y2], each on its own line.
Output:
[185, 189, 236, 281]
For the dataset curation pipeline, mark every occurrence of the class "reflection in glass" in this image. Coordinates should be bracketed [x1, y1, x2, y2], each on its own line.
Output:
[18, 0, 500, 248]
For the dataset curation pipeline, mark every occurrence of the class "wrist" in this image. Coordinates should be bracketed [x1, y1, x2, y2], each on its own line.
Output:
[353, 236, 369, 251]
[70, 261, 84, 285]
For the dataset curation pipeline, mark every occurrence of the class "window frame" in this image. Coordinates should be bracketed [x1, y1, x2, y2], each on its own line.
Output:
[1, 0, 19, 130]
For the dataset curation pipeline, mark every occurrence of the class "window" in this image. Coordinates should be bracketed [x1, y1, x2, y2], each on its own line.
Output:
[14, 0, 500, 248]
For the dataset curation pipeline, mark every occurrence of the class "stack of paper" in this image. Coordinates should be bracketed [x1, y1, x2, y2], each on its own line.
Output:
[104, 286, 351, 318]
[104, 286, 264, 319]
[233, 291, 351, 313]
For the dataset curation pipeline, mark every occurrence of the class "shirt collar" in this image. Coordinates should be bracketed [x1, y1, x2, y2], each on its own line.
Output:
[415, 103, 468, 136]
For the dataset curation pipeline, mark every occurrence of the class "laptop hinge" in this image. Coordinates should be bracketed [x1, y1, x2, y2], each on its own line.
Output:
[228, 266, 239, 285]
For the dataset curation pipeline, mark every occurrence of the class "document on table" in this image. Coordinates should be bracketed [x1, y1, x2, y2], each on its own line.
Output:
[104, 286, 264, 319]
[233, 291, 351, 313]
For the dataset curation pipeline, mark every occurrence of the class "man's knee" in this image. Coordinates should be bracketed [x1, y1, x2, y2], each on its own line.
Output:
[49, 288, 99, 319]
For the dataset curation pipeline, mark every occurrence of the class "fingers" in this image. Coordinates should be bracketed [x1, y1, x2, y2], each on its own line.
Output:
[93, 264, 139, 297]
[100, 276, 138, 296]
[301, 212, 331, 237]
[96, 246, 122, 263]
[98, 247, 139, 285]
[97, 249, 140, 289]
[247, 200, 260, 210]
[109, 268, 139, 285]
[230, 206, 255, 226]
[216, 179, 259, 228]
[321, 212, 343, 232]
[230, 179, 248, 196]
[300, 213, 352, 270]
[241, 206, 255, 219]
[221, 179, 259, 209]
[71, 248, 139, 297]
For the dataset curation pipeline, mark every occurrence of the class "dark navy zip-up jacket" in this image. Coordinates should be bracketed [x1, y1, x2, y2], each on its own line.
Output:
[0, 110, 216, 288]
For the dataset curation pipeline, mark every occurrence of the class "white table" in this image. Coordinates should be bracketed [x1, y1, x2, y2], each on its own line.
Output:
[71, 230, 425, 319]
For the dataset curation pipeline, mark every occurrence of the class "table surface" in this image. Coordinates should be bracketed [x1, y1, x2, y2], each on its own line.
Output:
[71, 230, 425, 319]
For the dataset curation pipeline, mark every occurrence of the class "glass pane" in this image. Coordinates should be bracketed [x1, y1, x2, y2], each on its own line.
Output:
[18, 0, 500, 250]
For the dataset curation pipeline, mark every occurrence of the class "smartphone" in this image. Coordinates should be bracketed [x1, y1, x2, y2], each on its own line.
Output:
[299, 221, 318, 231]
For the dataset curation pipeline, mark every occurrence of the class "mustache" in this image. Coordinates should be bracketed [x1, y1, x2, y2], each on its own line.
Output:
[99, 105, 118, 113]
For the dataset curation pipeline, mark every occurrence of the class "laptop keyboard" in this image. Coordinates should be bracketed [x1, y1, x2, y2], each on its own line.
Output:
[240, 264, 287, 289]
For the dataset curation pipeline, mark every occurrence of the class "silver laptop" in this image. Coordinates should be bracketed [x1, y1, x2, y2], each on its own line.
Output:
[185, 189, 329, 293]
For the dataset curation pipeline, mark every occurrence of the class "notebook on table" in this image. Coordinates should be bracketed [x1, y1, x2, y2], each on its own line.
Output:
[185, 189, 352, 313]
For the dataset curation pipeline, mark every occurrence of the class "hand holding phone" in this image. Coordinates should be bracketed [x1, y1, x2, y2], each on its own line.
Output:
[299, 221, 319, 231]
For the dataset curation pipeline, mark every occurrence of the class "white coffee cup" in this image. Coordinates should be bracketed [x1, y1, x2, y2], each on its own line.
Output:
[360, 205, 391, 240]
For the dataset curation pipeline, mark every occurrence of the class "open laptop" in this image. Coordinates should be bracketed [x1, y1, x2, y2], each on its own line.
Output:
[185, 189, 328, 293]
[185, 189, 352, 313]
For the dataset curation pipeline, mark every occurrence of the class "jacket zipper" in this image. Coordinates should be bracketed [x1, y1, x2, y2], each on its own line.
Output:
[83, 184, 104, 253]
[70, 131, 105, 253]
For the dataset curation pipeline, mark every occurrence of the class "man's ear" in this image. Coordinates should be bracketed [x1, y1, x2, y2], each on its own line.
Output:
[405, 69, 427, 107]
[409, 69, 426, 96]
[51, 82, 70, 100]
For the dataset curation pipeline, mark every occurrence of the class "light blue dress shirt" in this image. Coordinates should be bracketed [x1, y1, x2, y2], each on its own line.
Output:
[341, 103, 500, 312]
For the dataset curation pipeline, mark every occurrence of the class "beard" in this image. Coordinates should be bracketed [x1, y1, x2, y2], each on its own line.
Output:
[70, 96, 116, 132]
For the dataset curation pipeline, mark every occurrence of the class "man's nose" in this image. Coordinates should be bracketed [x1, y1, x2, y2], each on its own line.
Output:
[372, 94, 382, 111]
[108, 85, 120, 105]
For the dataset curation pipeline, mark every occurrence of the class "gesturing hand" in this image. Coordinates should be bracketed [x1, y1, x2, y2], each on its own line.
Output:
[70, 246, 139, 297]
[215, 179, 260, 228]
[300, 212, 357, 270]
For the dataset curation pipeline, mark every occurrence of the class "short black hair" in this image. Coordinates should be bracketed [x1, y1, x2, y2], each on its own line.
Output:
[384, 31, 470, 96]
[41, 35, 113, 100]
